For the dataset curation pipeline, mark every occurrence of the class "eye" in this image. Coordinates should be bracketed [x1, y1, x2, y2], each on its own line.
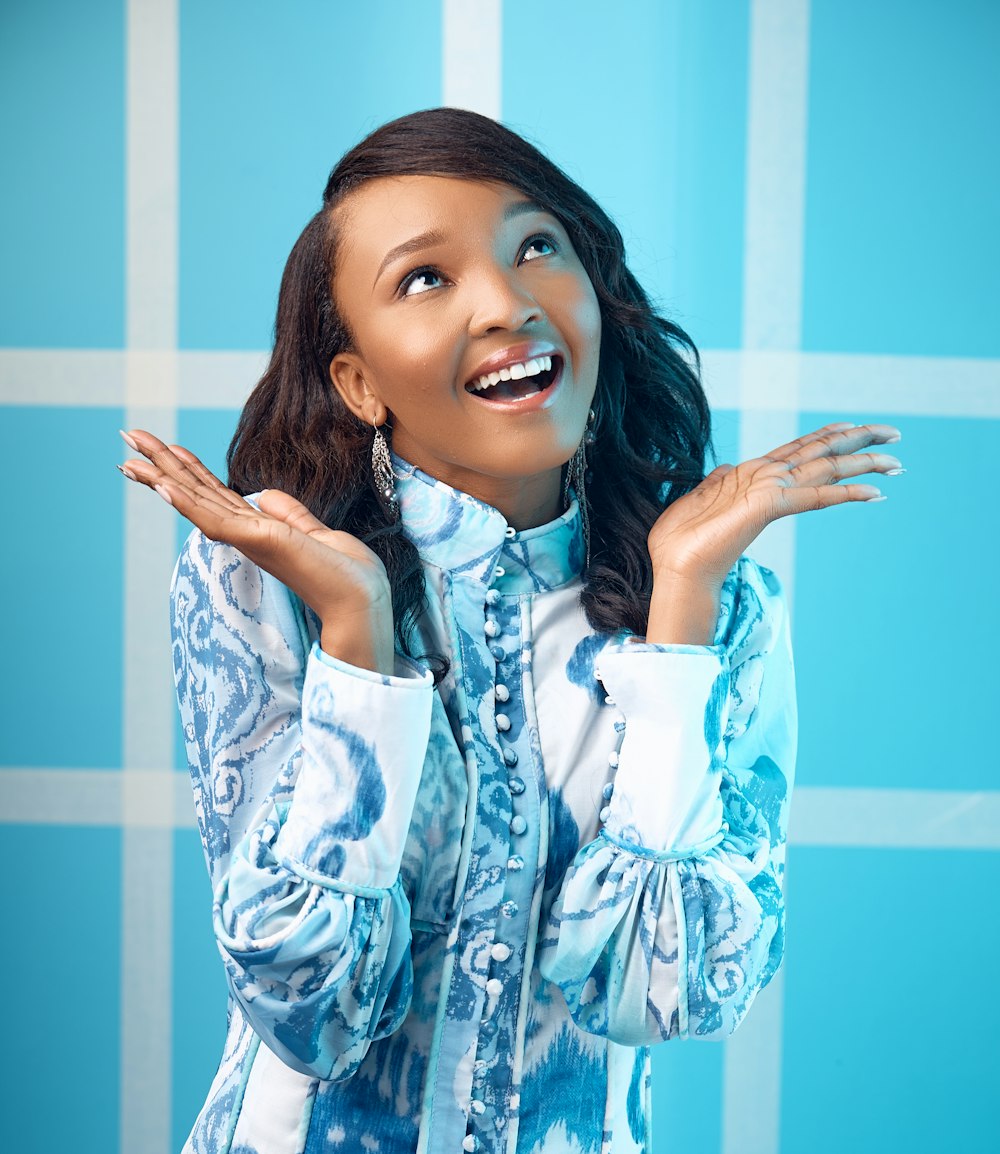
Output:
[520, 232, 558, 262]
[399, 266, 445, 297]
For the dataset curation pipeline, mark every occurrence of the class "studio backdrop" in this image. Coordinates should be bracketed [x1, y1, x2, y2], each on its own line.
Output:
[1, 2, 997, 1152]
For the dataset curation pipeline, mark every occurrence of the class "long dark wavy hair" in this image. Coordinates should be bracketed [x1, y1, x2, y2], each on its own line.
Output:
[228, 107, 712, 656]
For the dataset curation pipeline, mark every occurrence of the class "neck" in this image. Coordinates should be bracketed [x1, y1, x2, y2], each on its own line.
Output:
[406, 460, 564, 529]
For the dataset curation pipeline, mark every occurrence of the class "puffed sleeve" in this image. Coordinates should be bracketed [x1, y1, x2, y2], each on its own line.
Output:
[536, 556, 795, 1045]
[171, 528, 434, 1079]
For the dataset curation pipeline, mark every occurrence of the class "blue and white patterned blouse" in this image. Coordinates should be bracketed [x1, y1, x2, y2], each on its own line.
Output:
[171, 456, 796, 1154]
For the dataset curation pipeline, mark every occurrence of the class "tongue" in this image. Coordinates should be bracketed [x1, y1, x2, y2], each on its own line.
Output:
[479, 377, 542, 401]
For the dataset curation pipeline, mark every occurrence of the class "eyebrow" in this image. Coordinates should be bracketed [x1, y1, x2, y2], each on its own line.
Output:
[373, 198, 551, 289]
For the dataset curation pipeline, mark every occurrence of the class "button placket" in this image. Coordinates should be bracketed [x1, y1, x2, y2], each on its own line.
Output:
[596, 686, 625, 824]
[471, 575, 534, 1140]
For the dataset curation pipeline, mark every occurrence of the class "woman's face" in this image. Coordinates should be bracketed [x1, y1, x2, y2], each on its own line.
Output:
[328, 175, 602, 526]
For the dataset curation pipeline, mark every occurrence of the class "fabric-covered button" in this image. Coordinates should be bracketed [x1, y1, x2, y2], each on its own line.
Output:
[491, 942, 512, 962]
[599, 805, 611, 823]
[463, 1136, 479, 1152]
[486, 978, 503, 997]
[604, 695, 616, 706]
[485, 589, 501, 606]
[507, 854, 524, 871]
[510, 815, 527, 836]
[470, 1099, 486, 1115]
[494, 683, 510, 703]
[602, 782, 614, 801]
[490, 645, 506, 662]
[484, 619, 500, 638]
[501, 900, 519, 918]
[508, 776, 525, 795]
[503, 746, 518, 766]
[496, 714, 511, 732]
[608, 751, 620, 768]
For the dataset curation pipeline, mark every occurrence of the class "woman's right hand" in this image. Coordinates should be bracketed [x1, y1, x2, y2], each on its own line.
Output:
[119, 429, 396, 675]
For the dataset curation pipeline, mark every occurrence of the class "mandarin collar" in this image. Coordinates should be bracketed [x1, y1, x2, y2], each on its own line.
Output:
[392, 455, 585, 592]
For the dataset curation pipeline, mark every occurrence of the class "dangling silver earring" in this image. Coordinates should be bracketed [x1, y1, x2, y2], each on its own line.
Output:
[371, 419, 398, 516]
[564, 408, 595, 569]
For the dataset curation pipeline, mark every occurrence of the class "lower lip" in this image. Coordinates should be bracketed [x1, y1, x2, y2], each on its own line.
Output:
[464, 360, 565, 413]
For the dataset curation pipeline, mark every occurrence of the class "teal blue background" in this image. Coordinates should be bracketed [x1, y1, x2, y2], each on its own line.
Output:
[1, 2, 997, 1152]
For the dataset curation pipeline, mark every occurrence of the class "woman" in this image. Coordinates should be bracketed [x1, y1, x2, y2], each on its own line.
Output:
[119, 108, 901, 1154]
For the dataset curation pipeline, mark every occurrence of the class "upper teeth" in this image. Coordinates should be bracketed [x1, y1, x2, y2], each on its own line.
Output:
[469, 355, 553, 392]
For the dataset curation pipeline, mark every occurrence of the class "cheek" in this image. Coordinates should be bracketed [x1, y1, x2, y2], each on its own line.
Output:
[370, 326, 462, 405]
[564, 275, 602, 348]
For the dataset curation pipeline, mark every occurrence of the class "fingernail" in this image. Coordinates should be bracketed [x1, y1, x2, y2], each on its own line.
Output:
[866, 494, 888, 503]
[117, 464, 137, 482]
[884, 433, 902, 444]
[119, 429, 139, 452]
[154, 484, 173, 507]
[886, 467, 906, 476]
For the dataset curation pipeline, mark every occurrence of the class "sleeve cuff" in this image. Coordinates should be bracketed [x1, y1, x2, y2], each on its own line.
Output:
[278, 642, 434, 889]
[596, 643, 730, 854]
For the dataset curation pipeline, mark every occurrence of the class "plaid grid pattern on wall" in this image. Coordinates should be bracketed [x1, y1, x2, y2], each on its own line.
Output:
[1, 2, 997, 1152]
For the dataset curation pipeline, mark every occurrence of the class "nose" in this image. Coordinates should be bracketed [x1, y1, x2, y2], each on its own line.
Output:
[467, 264, 544, 336]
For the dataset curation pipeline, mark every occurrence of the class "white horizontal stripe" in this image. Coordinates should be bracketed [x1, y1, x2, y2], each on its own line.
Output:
[0, 349, 126, 406]
[790, 787, 1000, 850]
[0, 768, 196, 828]
[0, 769, 124, 824]
[178, 349, 269, 408]
[702, 348, 1000, 416]
[3, 771, 997, 850]
[4, 347, 997, 417]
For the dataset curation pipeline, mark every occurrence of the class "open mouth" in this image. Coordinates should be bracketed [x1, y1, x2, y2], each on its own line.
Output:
[464, 354, 563, 402]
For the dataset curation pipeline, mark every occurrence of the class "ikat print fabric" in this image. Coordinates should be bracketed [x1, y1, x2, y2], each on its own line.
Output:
[170, 457, 796, 1154]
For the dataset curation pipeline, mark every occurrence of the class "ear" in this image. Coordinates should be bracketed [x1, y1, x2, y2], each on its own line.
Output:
[329, 353, 388, 427]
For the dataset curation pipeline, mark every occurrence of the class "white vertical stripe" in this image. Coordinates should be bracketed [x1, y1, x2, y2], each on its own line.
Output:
[726, 4, 811, 1153]
[442, 0, 502, 119]
[741, 1, 811, 354]
[122, 1, 180, 1151]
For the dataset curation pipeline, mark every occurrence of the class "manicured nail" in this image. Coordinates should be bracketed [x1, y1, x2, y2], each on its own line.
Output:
[866, 494, 888, 503]
[886, 467, 906, 476]
[154, 484, 173, 507]
[119, 429, 139, 451]
[884, 433, 902, 444]
[116, 464, 137, 482]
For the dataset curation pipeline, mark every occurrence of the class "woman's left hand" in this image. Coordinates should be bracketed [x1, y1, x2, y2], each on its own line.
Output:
[645, 422, 902, 637]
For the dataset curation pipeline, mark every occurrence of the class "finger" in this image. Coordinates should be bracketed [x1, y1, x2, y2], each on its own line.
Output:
[762, 422, 901, 465]
[778, 482, 886, 514]
[122, 429, 247, 512]
[757, 422, 858, 463]
[256, 489, 329, 535]
[789, 450, 903, 487]
[167, 444, 248, 511]
[141, 470, 251, 529]
[780, 423, 903, 467]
